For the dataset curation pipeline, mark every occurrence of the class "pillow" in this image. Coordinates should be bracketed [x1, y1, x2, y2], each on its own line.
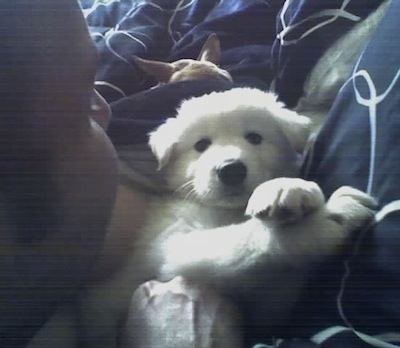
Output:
[286, 1, 400, 346]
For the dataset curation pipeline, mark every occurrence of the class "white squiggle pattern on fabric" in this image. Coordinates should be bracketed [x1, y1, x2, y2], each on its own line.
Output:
[82, 0, 121, 18]
[350, 56, 400, 195]
[277, 0, 360, 46]
[95, 81, 127, 97]
[90, 32, 105, 40]
[312, 325, 400, 348]
[85, 0, 198, 96]
[331, 40, 400, 347]
[375, 200, 400, 223]
[86, 1, 168, 94]
[301, 2, 400, 346]
[168, 0, 196, 43]
[104, 28, 148, 65]
[83, 0, 164, 19]
[333, 202, 400, 348]
[121, 2, 165, 24]
[325, 201, 400, 347]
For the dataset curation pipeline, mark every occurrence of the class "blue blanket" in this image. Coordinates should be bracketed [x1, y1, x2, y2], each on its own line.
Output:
[80, 0, 281, 145]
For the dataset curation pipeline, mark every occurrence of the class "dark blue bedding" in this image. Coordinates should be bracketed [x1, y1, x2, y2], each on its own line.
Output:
[81, 1, 400, 347]
[80, 0, 281, 145]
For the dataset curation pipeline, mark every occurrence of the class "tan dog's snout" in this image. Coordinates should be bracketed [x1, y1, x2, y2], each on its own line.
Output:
[216, 159, 247, 186]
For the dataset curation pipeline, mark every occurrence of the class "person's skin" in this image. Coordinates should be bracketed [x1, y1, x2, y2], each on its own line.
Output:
[0, 0, 147, 345]
[92, 184, 150, 281]
[0, 2, 239, 347]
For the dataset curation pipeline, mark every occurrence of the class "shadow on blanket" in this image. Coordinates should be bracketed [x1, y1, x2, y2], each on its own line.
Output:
[107, 79, 268, 146]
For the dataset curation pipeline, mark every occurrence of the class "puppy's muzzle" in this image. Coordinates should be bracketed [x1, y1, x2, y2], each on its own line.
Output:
[217, 160, 247, 186]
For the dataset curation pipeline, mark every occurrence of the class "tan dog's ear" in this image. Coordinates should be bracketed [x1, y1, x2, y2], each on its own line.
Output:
[148, 118, 179, 169]
[197, 34, 221, 64]
[273, 108, 312, 154]
[133, 55, 175, 83]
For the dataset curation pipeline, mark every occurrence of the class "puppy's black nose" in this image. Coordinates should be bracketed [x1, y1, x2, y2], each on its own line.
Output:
[217, 160, 247, 186]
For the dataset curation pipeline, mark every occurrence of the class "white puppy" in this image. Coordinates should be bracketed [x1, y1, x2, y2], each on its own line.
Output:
[79, 87, 375, 347]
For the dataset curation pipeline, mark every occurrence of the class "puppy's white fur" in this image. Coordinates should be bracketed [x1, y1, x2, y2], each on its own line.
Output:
[74, 87, 376, 348]
[149, 88, 310, 208]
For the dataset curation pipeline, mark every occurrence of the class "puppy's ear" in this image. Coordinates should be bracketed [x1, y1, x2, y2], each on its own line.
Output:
[273, 108, 312, 153]
[148, 119, 178, 169]
[197, 34, 221, 64]
[133, 55, 175, 83]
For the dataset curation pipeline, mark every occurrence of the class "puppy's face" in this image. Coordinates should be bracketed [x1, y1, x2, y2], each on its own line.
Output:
[149, 88, 311, 208]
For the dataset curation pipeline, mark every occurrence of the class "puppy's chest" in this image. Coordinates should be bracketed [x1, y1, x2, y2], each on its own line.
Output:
[143, 196, 246, 241]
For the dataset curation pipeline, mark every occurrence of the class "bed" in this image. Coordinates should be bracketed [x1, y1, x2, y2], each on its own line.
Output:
[77, 1, 400, 347]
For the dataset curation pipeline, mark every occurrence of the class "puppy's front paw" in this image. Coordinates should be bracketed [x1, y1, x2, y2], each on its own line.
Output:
[245, 178, 325, 223]
[158, 233, 215, 282]
[325, 186, 377, 235]
[158, 234, 189, 282]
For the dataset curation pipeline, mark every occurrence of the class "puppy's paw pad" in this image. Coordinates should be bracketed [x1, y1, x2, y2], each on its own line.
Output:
[326, 186, 377, 232]
[245, 178, 325, 222]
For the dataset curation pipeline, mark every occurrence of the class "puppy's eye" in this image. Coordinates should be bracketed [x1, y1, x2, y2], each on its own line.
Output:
[245, 132, 263, 145]
[194, 138, 211, 152]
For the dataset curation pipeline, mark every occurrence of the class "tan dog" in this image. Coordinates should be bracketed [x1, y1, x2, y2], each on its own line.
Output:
[133, 34, 233, 84]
